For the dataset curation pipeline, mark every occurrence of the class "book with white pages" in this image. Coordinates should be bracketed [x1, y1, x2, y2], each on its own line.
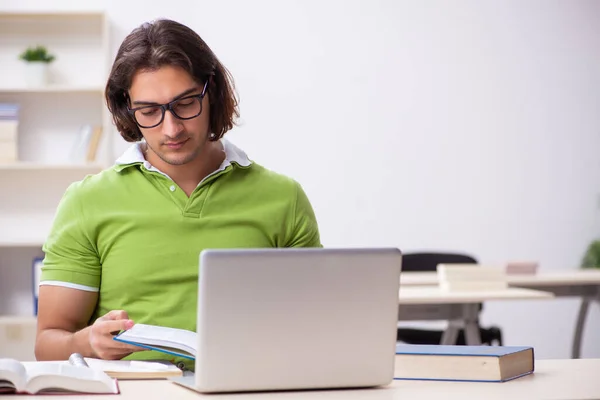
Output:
[113, 323, 197, 360]
[437, 264, 508, 292]
[83, 358, 183, 379]
[0, 358, 119, 395]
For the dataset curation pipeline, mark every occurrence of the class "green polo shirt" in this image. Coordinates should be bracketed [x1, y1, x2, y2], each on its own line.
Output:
[40, 140, 321, 369]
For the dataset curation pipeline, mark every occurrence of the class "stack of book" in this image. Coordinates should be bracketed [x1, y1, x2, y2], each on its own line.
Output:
[437, 263, 508, 291]
[0, 103, 19, 163]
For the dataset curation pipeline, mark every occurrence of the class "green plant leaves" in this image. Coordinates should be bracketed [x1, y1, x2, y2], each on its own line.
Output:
[19, 45, 55, 63]
[581, 240, 600, 269]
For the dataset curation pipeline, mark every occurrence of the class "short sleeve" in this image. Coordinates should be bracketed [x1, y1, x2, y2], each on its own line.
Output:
[285, 181, 322, 248]
[41, 182, 101, 290]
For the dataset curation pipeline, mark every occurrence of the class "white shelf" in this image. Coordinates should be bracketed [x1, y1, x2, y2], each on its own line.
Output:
[0, 85, 104, 94]
[0, 214, 54, 247]
[0, 10, 112, 319]
[0, 162, 105, 172]
[0, 11, 105, 19]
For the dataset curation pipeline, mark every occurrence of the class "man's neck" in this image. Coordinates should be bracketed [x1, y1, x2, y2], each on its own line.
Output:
[145, 141, 226, 196]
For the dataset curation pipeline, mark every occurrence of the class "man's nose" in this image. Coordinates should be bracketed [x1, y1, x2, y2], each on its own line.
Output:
[162, 110, 184, 138]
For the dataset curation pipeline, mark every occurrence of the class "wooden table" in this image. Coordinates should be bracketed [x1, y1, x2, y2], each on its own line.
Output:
[8, 358, 599, 400]
[400, 270, 600, 356]
[398, 286, 553, 345]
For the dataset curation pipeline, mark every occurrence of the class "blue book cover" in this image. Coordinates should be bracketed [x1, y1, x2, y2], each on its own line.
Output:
[32, 257, 44, 316]
[396, 344, 532, 357]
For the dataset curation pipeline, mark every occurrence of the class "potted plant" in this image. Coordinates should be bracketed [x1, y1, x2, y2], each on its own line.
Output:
[19, 45, 56, 86]
[580, 240, 600, 269]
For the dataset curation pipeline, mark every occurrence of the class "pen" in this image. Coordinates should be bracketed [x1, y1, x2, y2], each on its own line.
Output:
[68, 353, 90, 368]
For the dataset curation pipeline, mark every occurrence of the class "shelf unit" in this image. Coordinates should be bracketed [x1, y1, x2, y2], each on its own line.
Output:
[0, 11, 112, 324]
[0, 86, 105, 94]
[0, 162, 105, 171]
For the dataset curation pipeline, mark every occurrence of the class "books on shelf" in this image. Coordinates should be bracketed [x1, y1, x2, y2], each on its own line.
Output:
[0, 358, 119, 395]
[0, 103, 19, 163]
[394, 344, 535, 382]
[113, 323, 197, 360]
[32, 257, 43, 316]
[70, 124, 104, 164]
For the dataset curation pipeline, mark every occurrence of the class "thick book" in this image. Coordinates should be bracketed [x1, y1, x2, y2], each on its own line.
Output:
[0, 358, 119, 395]
[437, 264, 509, 292]
[395, 344, 534, 382]
[113, 323, 197, 360]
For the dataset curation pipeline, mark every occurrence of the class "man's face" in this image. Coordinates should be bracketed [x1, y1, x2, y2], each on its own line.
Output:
[128, 65, 211, 166]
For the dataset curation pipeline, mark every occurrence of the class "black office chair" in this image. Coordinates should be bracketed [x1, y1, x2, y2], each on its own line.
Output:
[398, 252, 503, 346]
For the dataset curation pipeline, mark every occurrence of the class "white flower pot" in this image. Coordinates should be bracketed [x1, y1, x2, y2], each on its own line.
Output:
[23, 62, 49, 87]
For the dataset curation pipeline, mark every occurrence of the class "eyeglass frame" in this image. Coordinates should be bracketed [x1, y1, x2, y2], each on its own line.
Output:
[127, 79, 210, 129]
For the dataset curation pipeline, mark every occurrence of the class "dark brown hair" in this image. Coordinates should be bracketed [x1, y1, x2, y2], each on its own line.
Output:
[105, 19, 239, 142]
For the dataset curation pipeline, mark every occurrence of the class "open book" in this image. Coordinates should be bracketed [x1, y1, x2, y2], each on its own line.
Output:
[0, 358, 119, 395]
[114, 323, 197, 360]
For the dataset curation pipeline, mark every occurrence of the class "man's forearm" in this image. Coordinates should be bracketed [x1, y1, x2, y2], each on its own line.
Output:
[35, 326, 94, 361]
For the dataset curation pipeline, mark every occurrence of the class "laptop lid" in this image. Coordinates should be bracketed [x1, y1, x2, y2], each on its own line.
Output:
[191, 247, 402, 393]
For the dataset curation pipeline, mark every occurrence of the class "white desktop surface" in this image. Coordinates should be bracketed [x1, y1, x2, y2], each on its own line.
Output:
[398, 286, 554, 304]
[5, 358, 597, 400]
[400, 270, 600, 287]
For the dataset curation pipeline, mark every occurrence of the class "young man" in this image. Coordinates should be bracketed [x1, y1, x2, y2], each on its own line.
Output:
[35, 19, 321, 369]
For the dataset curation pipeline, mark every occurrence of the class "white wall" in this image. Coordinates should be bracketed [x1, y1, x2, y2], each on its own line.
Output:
[1, 0, 599, 359]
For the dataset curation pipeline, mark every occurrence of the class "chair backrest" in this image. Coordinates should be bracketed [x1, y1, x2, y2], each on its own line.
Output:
[401, 252, 478, 272]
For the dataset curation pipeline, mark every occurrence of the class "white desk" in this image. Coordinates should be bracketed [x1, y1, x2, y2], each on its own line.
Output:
[400, 270, 600, 356]
[399, 286, 554, 304]
[400, 270, 600, 288]
[390, 358, 600, 400]
[7, 358, 599, 400]
[398, 287, 553, 345]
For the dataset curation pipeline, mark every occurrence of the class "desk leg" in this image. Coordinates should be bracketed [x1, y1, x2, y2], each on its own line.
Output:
[440, 321, 460, 345]
[440, 305, 482, 345]
[572, 294, 600, 359]
[463, 304, 482, 345]
[572, 298, 589, 359]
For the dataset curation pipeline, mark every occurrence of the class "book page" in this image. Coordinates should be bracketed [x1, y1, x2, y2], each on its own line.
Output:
[26, 363, 111, 382]
[83, 358, 182, 379]
[84, 358, 174, 372]
[118, 324, 197, 355]
[25, 363, 117, 394]
[0, 358, 26, 392]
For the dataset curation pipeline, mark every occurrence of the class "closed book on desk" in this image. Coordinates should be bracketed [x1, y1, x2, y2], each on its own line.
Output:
[0, 358, 119, 395]
[395, 344, 534, 382]
[83, 358, 183, 380]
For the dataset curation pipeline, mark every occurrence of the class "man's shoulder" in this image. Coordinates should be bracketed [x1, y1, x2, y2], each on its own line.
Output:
[61, 165, 130, 202]
[242, 163, 301, 192]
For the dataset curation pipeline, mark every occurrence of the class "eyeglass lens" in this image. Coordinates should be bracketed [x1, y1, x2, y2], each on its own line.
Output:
[134, 96, 203, 128]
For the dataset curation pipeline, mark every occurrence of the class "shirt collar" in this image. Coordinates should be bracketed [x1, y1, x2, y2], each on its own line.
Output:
[114, 137, 252, 173]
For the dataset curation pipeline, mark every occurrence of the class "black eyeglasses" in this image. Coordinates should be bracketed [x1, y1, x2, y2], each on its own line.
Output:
[127, 80, 209, 129]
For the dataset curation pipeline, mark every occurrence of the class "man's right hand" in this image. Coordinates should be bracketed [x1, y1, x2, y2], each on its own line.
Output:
[88, 310, 145, 359]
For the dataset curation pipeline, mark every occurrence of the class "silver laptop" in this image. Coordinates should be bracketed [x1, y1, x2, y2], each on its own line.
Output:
[172, 247, 402, 393]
